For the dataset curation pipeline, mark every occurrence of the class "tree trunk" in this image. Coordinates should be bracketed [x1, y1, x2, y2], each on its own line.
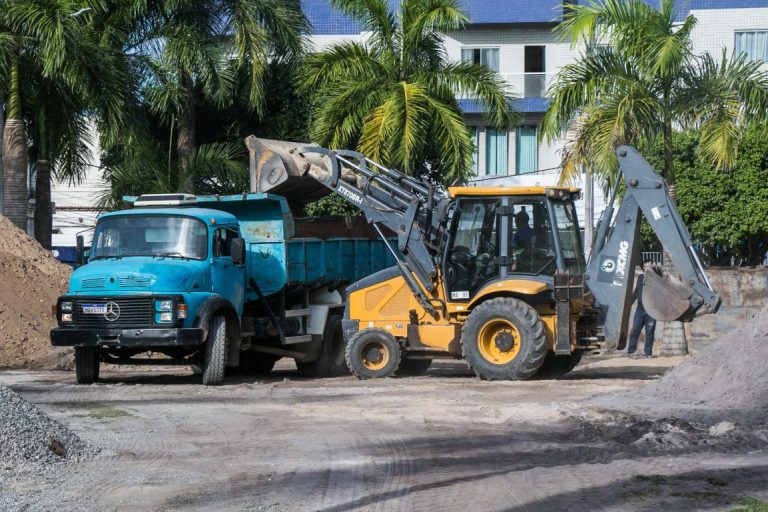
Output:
[176, 70, 196, 193]
[662, 118, 674, 185]
[34, 160, 52, 249]
[34, 104, 53, 249]
[2, 59, 30, 232]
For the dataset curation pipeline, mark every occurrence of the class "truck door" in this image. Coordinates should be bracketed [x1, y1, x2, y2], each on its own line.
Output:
[211, 226, 245, 314]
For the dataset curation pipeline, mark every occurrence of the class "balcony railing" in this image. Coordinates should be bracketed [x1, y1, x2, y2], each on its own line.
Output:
[498, 72, 555, 98]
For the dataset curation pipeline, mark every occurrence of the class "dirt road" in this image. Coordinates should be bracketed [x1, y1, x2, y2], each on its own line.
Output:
[2, 356, 768, 511]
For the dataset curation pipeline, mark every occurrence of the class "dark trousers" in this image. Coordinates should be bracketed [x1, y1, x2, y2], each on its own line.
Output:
[627, 307, 656, 356]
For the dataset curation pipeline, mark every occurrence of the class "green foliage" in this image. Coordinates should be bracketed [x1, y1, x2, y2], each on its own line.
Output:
[301, 0, 516, 184]
[641, 126, 768, 265]
[99, 139, 246, 211]
[304, 194, 360, 217]
[544, 0, 768, 186]
[731, 498, 768, 512]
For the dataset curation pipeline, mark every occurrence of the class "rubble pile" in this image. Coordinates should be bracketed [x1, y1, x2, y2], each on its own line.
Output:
[0, 215, 72, 369]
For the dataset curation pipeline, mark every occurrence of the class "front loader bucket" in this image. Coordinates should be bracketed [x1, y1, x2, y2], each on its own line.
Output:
[244, 136, 333, 204]
[641, 266, 695, 322]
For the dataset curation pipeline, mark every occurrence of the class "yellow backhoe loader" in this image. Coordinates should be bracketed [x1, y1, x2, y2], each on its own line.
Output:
[245, 137, 720, 380]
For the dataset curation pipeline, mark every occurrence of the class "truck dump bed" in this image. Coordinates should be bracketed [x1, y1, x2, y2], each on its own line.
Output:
[193, 194, 396, 298]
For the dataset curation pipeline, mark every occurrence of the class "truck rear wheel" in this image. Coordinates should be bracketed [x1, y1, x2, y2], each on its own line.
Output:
[75, 347, 100, 384]
[535, 351, 583, 379]
[202, 315, 227, 385]
[461, 298, 547, 380]
[345, 328, 401, 379]
[296, 314, 348, 378]
[395, 358, 432, 377]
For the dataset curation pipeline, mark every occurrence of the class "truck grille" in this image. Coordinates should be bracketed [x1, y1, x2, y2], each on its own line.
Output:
[73, 297, 153, 328]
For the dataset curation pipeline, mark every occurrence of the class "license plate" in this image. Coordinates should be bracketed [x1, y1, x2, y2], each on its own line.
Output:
[81, 303, 107, 314]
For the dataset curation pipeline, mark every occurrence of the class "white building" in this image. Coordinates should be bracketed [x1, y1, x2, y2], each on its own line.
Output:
[302, 0, 768, 229]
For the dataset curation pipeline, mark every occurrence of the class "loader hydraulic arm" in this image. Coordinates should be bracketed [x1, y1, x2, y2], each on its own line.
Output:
[245, 136, 451, 317]
[585, 146, 721, 350]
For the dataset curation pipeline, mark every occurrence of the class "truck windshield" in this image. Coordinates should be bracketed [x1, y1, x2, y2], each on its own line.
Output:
[90, 216, 208, 260]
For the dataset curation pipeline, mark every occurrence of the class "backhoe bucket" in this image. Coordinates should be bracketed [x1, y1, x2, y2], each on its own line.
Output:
[244, 136, 333, 203]
[641, 266, 695, 322]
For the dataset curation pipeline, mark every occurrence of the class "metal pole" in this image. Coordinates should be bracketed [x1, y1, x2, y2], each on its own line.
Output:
[584, 165, 594, 259]
[0, 95, 4, 215]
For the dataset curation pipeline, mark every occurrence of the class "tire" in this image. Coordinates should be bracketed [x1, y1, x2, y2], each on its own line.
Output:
[202, 315, 227, 386]
[240, 351, 280, 375]
[395, 358, 432, 377]
[296, 314, 349, 378]
[535, 351, 583, 379]
[191, 364, 203, 376]
[461, 297, 547, 380]
[75, 347, 99, 384]
[345, 328, 401, 380]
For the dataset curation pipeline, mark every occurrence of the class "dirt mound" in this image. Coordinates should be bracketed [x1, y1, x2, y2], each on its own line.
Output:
[0, 215, 72, 369]
[646, 303, 768, 414]
[0, 385, 96, 465]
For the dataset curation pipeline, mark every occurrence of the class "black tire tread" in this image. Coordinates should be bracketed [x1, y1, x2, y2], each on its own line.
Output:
[461, 297, 547, 381]
[75, 347, 99, 384]
[345, 328, 401, 380]
[202, 315, 227, 385]
[296, 313, 348, 378]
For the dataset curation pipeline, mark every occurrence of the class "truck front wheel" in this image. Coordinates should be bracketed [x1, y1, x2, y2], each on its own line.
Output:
[461, 298, 547, 380]
[202, 315, 227, 385]
[75, 347, 100, 384]
[345, 328, 402, 379]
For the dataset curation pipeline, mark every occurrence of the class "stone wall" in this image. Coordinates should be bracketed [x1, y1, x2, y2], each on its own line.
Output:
[684, 267, 768, 352]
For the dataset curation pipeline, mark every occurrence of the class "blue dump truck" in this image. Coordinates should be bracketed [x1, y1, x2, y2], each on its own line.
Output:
[51, 193, 395, 384]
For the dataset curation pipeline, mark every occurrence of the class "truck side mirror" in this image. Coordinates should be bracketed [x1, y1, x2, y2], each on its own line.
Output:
[231, 238, 245, 266]
[76, 235, 87, 266]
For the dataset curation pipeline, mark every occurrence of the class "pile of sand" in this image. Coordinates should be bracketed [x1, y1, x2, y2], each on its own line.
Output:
[646, 303, 768, 415]
[0, 215, 72, 369]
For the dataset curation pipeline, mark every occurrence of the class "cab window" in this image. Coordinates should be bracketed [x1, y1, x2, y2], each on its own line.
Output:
[213, 227, 239, 257]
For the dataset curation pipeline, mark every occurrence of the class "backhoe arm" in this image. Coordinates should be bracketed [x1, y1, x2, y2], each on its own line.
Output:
[585, 146, 721, 350]
[245, 136, 450, 317]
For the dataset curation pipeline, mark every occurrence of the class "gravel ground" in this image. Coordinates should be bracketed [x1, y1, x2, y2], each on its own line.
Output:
[0, 385, 98, 512]
[1, 356, 767, 511]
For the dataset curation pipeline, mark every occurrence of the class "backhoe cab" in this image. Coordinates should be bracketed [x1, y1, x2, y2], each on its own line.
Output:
[245, 137, 720, 380]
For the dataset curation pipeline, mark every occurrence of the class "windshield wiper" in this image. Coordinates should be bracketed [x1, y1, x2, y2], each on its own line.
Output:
[155, 252, 189, 260]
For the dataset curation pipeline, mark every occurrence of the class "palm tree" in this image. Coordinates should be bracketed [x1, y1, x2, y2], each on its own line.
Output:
[543, 0, 768, 186]
[301, 0, 515, 183]
[0, 1, 128, 245]
[99, 138, 246, 210]
[122, 0, 308, 188]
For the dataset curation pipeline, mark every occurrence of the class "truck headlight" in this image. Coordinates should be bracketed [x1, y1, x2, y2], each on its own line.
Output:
[155, 312, 173, 323]
[60, 301, 73, 312]
[61, 313, 73, 323]
[155, 299, 173, 312]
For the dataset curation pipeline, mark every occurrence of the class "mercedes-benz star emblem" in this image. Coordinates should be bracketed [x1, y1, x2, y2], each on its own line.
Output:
[104, 302, 120, 322]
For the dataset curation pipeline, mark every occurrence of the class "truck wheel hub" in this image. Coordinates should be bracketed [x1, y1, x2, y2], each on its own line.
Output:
[494, 332, 514, 352]
[365, 346, 383, 364]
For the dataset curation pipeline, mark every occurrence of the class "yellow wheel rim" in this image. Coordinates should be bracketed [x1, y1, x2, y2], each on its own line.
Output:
[477, 319, 522, 365]
[361, 341, 389, 371]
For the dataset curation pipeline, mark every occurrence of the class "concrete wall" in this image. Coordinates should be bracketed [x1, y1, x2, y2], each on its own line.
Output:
[684, 267, 768, 352]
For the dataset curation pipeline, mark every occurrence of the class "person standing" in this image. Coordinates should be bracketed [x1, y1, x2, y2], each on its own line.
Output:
[627, 262, 657, 358]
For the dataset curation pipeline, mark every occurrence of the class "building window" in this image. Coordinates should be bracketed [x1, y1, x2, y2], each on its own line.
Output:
[735, 31, 768, 62]
[486, 128, 507, 175]
[524, 46, 546, 98]
[469, 127, 479, 176]
[516, 126, 537, 175]
[462, 47, 500, 72]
